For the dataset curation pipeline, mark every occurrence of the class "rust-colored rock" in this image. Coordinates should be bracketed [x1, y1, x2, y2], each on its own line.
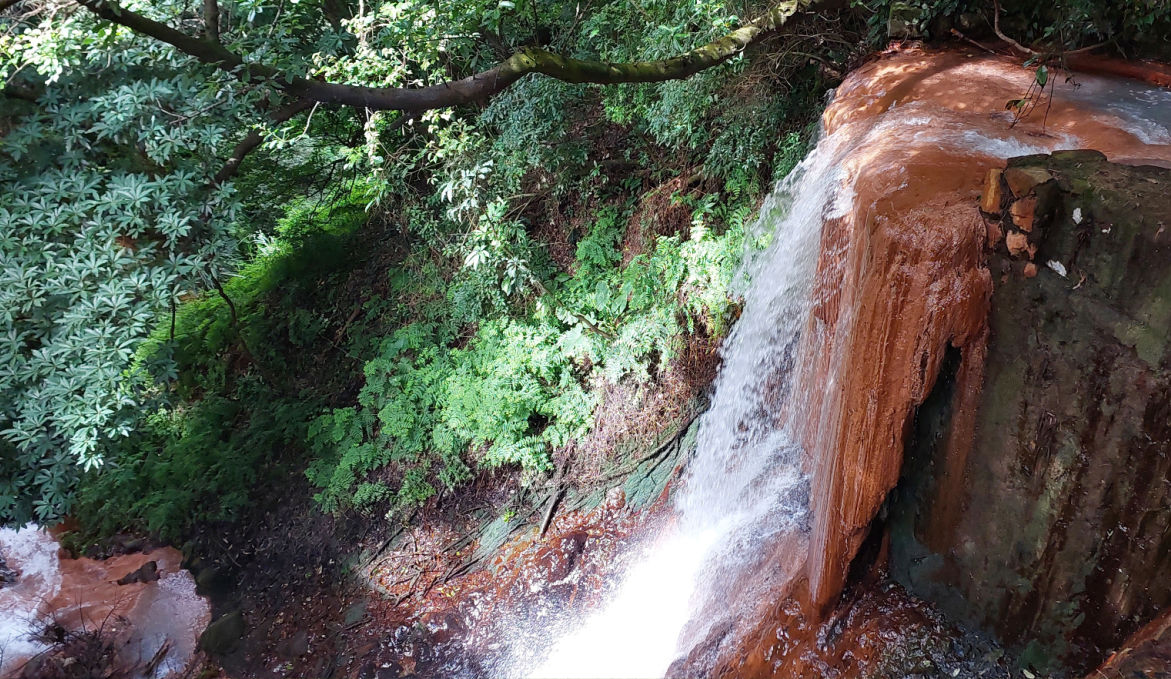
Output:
[889, 153, 1171, 674]
[1010, 196, 1037, 231]
[1006, 230, 1029, 256]
[981, 168, 1004, 213]
[1023, 261, 1038, 278]
[1004, 166, 1052, 197]
[986, 219, 1004, 248]
[1093, 606, 1171, 678]
[705, 47, 1171, 677]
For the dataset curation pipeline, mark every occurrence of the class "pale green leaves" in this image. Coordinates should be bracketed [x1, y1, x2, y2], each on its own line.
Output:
[0, 9, 254, 523]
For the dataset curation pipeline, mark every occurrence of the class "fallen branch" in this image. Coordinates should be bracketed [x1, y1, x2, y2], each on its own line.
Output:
[360, 510, 416, 569]
[539, 455, 571, 538]
[142, 640, 171, 677]
[992, 0, 1109, 58]
[992, 0, 1037, 56]
[949, 28, 1001, 55]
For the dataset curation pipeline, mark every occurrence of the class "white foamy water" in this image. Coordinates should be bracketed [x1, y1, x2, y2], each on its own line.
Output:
[520, 115, 854, 679]
[0, 525, 210, 678]
[0, 525, 60, 674]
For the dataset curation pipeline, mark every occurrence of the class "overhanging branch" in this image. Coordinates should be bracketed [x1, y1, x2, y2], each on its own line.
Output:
[212, 98, 314, 186]
[74, 0, 823, 112]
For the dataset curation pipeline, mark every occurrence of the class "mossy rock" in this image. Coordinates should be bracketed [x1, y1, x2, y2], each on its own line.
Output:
[199, 610, 245, 656]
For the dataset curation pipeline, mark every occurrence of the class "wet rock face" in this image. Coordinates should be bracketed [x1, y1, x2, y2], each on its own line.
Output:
[889, 152, 1171, 673]
[1095, 606, 1171, 678]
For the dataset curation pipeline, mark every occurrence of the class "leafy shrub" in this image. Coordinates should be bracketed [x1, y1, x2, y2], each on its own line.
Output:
[5, 0, 836, 531]
[306, 177, 758, 515]
[72, 185, 375, 538]
[76, 387, 316, 542]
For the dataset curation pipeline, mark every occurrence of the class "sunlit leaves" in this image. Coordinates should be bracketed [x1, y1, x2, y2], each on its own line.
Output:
[0, 4, 252, 524]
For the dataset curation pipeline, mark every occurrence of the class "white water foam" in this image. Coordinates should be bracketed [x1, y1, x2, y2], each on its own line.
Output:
[0, 525, 61, 675]
[519, 115, 858, 679]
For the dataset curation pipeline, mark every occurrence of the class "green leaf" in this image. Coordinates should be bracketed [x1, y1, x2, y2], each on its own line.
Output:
[1035, 65, 1049, 87]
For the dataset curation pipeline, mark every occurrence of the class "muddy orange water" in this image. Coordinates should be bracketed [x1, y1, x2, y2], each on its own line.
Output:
[0, 526, 209, 678]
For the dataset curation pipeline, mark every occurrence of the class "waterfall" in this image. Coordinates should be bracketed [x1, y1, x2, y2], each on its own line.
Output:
[512, 52, 1171, 677]
[517, 115, 859, 678]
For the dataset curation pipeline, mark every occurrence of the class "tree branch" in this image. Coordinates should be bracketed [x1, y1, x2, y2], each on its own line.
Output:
[992, 0, 1106, 58]
[212, 98, 314, 186]
[992, 0, 1036, 56]
[75, 0, 824, 112]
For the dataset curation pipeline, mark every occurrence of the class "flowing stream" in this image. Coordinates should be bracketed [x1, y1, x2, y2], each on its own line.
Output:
[0, 525, 210, 678]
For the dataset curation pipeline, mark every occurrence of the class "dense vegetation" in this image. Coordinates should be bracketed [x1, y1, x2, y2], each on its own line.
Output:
[2, 0, 1168, 538]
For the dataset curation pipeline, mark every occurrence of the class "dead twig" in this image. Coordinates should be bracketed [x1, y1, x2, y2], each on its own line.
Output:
[539, 453, 572, 538]
[361, 509, 417, 568]
[143, 639, 172, 677]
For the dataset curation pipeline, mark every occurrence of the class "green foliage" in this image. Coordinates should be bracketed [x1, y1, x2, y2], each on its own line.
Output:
[4, 0, 832, 530]
[305, 319, 591, 513]
[0, 6, 257, 523]
[855, 0, 1171, 52]
[75, 387, 315, 542]
[72, 184, 375, 538]
[306, 175, 759, 515]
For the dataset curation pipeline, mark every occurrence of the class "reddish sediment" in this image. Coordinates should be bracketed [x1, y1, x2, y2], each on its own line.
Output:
[707, 48, 1171, 676]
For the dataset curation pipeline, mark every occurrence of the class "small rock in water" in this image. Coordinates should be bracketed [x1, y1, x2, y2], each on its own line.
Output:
[116, 559, 159, 585]
[1046, 260, 1067, 277]
[0, 552, 18, 587]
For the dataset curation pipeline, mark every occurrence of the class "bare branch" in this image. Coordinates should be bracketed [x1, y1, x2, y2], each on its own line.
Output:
[74, 0, 826, 112]
[992, 0, 1037, 56]
[212, 98, 314, 186]
[993, 0, 1108, 61]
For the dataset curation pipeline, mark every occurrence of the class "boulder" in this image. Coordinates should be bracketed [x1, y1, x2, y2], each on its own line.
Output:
[888, 152, 1171, 674]
[116, 560, 159, 585]
[199, 610, 245, 656]
[1004, 166, 1053, 197]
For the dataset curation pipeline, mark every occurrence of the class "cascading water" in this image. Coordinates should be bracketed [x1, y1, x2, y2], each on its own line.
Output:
[516, 106, 858, 679]
[0, 526, 60, 673]
[501, 51, 1171, 679]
